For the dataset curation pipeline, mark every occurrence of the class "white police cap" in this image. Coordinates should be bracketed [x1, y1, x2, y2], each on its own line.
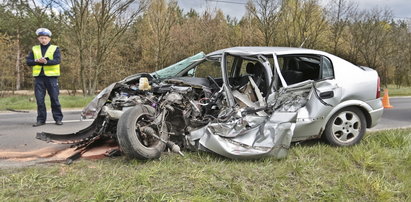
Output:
[35, 28, 52, 37]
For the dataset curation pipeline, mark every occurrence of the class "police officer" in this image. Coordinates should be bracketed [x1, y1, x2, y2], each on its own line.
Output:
[26, 28, 63, 127]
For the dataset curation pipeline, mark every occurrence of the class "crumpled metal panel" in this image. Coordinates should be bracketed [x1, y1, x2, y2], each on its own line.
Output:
[81, 83, 118, 119]
[188, 112, 297, 160]
[187, 80, 313, 160]
[267, 80, 313, 112]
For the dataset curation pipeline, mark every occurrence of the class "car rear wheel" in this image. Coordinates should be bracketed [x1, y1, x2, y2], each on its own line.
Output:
[117, 104, 168, 160]
[323, 107, 366, 146]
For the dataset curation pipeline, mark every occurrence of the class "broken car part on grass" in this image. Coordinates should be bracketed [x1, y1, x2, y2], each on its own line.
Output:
[36, 47, 383, 161]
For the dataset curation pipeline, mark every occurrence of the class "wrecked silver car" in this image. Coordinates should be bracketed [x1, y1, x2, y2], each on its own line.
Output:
[37, 47, 383, 160]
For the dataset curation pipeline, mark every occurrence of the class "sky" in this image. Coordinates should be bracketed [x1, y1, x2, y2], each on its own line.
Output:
[177, 0, 411, 20]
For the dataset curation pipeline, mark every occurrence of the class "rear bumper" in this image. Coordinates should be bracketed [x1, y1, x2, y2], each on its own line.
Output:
[368, 107, 384, 128]
[366, 99, 384, 128]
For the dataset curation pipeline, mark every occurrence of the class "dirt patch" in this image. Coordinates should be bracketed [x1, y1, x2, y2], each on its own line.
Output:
[0, 140, 119, 168]
[0, 146, 71, 159]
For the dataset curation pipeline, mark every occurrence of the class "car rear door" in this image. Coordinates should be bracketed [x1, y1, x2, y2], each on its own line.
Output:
[274, 54, 343, 141]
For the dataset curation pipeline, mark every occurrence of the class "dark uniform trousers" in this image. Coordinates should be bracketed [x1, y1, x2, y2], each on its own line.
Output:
[34, 76, 63, 123]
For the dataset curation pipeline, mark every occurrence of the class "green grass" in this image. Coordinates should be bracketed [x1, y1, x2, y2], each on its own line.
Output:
[0, 95, 95, 110]
[386, 84, 411, 96]
[1, 129, 410, 201]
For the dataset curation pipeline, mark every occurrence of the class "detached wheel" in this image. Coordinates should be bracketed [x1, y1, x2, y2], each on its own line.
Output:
[117, 104, 168, 160]
[323, 107, 366, 146]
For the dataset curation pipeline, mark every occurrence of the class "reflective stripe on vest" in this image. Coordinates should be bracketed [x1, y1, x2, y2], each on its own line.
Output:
[32, 45, 60, 76]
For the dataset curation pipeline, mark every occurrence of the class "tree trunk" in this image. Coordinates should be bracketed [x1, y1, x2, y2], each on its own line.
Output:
[79, 38, 87, 96]
[15, 32, 21, 90]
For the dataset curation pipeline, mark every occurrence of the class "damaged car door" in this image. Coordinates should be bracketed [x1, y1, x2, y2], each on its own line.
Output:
[277, 55, 343, 141]
[276, 54, 367, 146]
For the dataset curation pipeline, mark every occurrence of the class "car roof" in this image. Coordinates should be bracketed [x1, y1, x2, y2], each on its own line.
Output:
[206, 46, 328, 57]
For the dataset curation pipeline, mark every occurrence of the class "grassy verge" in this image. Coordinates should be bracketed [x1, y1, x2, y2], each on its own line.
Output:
[0, 95, 95, 111]
[386, 84, 411, 96]
[1, 129, 410, 201]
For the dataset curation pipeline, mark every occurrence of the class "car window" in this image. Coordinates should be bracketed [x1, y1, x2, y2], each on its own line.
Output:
[238, 60, 256, 77]
[277, 55, 323, 85]
[320, 56, 334, 79]
[226, 55, 235, 77]
[234, 55, 273, 78]
[275, 57, 284, 71]
[153, 52, 205, 79]
[193, 60, 221, 78]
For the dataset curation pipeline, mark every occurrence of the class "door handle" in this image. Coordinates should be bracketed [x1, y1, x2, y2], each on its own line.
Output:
[320, 91, 334, 99]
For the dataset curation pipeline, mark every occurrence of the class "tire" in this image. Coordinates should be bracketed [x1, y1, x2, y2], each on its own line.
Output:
[323, 107, 366, 146]
[116, 104, 168, 160]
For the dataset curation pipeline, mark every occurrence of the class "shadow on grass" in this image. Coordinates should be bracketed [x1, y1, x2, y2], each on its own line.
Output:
[291, 138, 324, 147]
[104, 138, 327, 165]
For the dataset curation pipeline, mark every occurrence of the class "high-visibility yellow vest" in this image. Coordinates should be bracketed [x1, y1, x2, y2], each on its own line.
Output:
[32, 45, 60, 76]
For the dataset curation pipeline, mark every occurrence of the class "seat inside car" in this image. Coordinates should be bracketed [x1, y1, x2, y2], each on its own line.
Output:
[281, 58, 304, 85]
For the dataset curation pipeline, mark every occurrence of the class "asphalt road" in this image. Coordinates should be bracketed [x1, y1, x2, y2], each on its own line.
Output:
[0, 97, 409, 155]
[0, 110, 93, 152]
[370, 97, 411, 131]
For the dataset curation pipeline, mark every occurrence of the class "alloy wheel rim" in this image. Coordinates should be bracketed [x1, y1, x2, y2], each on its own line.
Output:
[331, 111, 361, 143]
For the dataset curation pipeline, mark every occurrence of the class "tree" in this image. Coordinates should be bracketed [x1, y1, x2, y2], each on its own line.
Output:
[1, 0, 36, 90]
[389, 21, 411, 87]
[141, 0, 179, 70]
[58, 0, 93, 95]
[246, 0, 281, 46]
[349, 8, 393, 85]
[278, 0, 328, 49]
[59, 0, 147, 95]
[325, 0, 357, 55]
[197, 10, 230, 53]
[0, 34, 17, 93]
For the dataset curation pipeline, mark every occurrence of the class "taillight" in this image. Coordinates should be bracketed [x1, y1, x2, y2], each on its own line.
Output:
[376, 77, 381, 98]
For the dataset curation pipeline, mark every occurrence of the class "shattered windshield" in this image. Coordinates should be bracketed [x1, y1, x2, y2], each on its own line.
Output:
[153, 52, 206, 79]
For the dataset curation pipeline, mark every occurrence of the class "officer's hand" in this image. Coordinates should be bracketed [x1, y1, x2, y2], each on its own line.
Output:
[37, 58, 47, 64]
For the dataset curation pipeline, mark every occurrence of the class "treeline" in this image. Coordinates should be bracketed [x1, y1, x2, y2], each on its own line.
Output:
[0, 0, 410, 95]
